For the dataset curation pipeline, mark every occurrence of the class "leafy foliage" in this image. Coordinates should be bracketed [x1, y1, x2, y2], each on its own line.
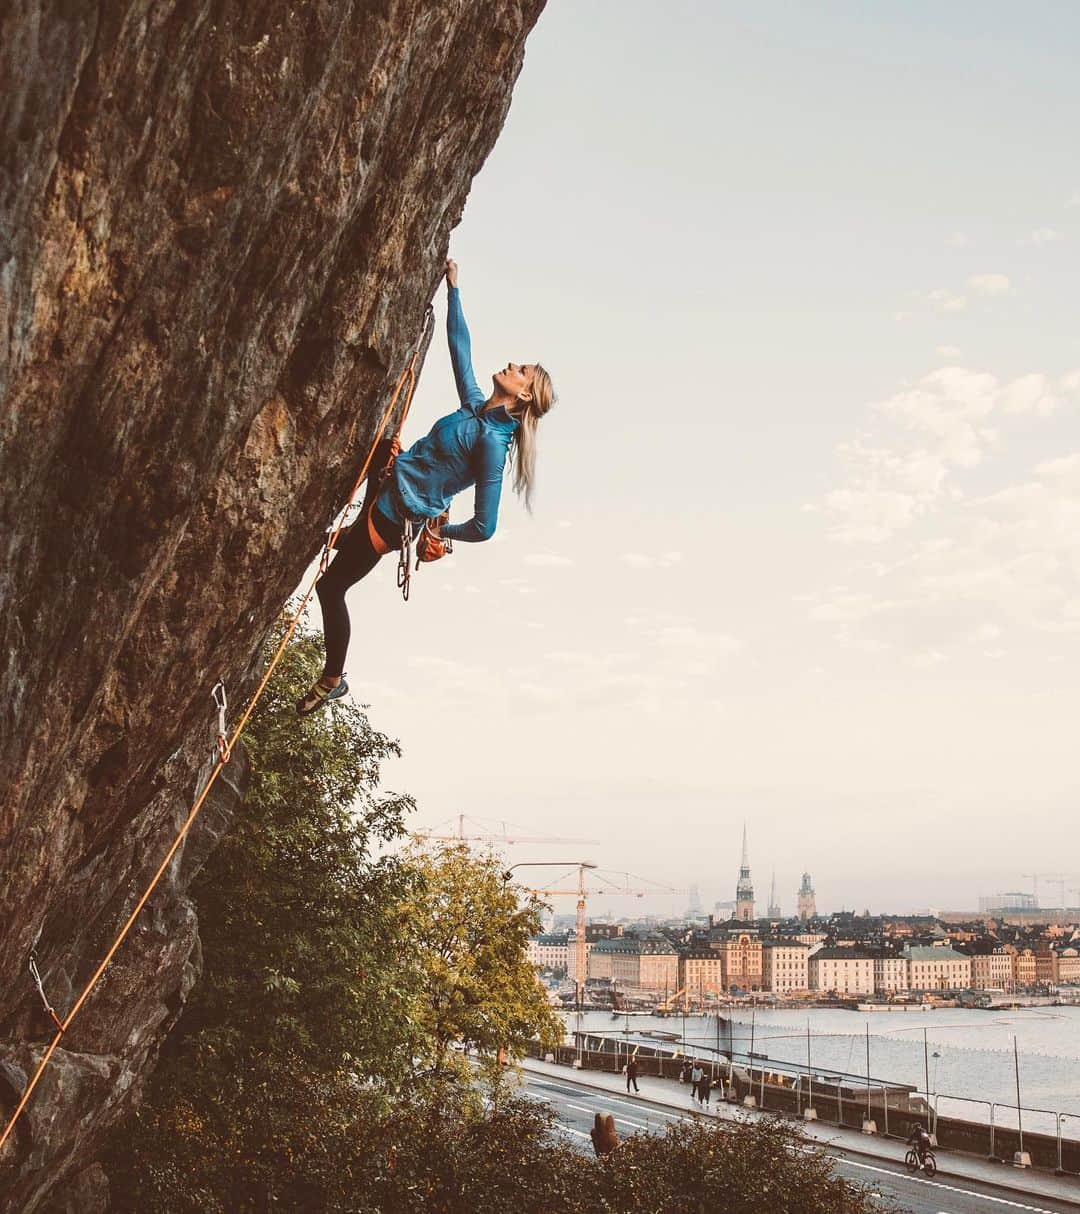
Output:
[395, 843, 565, 1081]
[104, 615, 888, 1214]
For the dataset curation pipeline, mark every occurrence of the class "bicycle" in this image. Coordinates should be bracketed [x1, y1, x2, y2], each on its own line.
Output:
[904, 1147, 937, 1178]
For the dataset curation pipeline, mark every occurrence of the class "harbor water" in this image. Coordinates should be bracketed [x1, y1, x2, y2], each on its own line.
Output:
[564, 1005, 1080, 1136]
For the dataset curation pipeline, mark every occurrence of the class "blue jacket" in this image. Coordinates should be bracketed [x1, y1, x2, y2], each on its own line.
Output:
[376, 287, 517, 542]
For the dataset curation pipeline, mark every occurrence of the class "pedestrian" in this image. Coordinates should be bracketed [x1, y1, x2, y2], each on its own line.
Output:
[690, 1062, 704, 1104]
[679, 1060, 692, 1086]
[297, 257, 557, 714]
[699, 1069, 712, 1108]
[591, 1112, 619, 1157]
[626, 1055, 639, 1094]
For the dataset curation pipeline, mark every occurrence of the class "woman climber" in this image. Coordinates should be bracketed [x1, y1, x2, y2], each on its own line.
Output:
[297, 258, 556, 715]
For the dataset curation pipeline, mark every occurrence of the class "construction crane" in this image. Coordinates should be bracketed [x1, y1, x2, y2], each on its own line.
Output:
[507, 861, 687, 1008]
[1022, 873, 1069, 910]
[656, 987, 688, 1014]
[412, 813, 598, 847]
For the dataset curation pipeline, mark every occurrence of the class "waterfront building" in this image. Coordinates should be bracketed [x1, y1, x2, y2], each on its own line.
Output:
[1035, 945, 1056, 984]
[797, 872, 817, 921]
[735, 825, 755, 921]
[808, 947, 874, 995]
[872, 953, 908, 994]
[1013, 947, 1037, 987]
[967, 946, 1013, 991]
[527, 932, 571, 972]
[1056, 946, 1080, 985]
[679, 947, 724, 997]
[761, 940, 808, 993]
[903, 944, 972, 992]
[587, 934, 679, 991]
[710, 925, 763, 991]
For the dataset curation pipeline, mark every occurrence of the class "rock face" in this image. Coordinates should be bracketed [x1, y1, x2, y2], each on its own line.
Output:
[0, 1, 545, 1207]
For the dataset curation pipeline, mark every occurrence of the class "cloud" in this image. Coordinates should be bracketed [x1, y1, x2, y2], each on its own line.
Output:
[620, 551, 682, 570]
[936, 345, 962, 359]
[656, 624, 743, 658]
[498, 577, 536, 595]
[876, 367, 997, 468]
[810, 442, 1080, 652]
[816, 365, 1078, 546]
[1020, 228, 1063, 246]
[523, 552, 574, 568]
[1066, 190, 1080, 209]
[927, 288, 967, 313]
[1000, 373, 1060, 416]
[966, 273, 1010, 295]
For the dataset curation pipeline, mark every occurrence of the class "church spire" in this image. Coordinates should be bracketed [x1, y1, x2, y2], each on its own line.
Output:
[735, 823, 754, 921]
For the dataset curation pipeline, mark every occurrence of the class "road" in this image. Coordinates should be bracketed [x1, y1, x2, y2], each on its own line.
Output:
[522, 1072, 1079, 1214]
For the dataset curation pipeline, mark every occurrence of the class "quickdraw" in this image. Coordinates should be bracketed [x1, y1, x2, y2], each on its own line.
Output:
[28, 952, 64, 1035]
[211, 681, 231, 763]
[397, 519, 416, 601]
[396, 519, 452, 602]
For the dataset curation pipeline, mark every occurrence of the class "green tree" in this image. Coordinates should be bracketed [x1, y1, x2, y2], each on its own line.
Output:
[104, 616, 888, 1214]
[395, 843, 565, 1082]
[106, 614, 422, 1210]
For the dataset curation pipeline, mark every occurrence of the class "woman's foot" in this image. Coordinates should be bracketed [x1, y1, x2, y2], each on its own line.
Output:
[296, 675, 349, 716]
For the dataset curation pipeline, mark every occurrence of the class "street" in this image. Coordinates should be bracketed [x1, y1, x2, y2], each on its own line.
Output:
[522, 1072, 1080, 1214]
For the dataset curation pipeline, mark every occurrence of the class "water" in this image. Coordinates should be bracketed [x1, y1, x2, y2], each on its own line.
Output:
[565, 1005, 1080, 1135]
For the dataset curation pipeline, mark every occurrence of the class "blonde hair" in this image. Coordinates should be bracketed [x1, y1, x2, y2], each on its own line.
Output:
[510, 364, 555, 511]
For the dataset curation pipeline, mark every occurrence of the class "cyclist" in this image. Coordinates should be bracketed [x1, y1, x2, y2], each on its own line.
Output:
[907, 1122, 933, 1170]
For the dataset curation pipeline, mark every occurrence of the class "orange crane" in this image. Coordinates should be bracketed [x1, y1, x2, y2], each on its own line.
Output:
[508, 861, 687, 1007]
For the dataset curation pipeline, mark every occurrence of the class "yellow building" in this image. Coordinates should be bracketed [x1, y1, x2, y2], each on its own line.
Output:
[712, 929, 763, 992]
[680, 948, 724, 997]
[1055, 947, 1080, 985]
[1013, 948, 1037, 988]
[588, 935, 679, 992]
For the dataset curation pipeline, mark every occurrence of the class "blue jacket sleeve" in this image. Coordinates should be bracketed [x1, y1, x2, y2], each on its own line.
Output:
[442, 434, 505, 543]
[447, 287, 487, 410]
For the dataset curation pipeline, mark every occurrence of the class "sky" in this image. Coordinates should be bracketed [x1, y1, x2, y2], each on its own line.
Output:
[308, 1, 1080, 917]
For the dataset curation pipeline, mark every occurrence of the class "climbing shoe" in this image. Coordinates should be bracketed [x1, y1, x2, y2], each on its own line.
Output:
[296, 676, 349, 716]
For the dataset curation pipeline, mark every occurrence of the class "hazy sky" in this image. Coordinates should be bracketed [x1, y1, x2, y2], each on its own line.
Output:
[308, 2, 1080, 916]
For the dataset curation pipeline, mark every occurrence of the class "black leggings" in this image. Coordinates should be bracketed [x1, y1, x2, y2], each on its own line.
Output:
[316, 505, 402, 678]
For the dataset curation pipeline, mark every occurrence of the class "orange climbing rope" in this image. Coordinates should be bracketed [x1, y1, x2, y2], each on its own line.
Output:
[0, 306, 434, 1154]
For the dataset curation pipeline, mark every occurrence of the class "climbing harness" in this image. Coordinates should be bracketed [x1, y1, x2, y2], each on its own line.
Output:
[0, 305, 436, 1156]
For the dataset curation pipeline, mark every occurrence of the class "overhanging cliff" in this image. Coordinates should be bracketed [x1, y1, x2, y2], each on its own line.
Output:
[0, 2, 545, 1207]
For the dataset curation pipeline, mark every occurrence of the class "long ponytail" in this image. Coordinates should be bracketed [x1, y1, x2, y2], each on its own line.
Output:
[510, 364, 555, 512]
